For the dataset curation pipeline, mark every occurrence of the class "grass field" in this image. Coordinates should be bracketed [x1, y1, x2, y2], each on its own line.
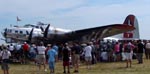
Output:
[1, 59, 150, 74]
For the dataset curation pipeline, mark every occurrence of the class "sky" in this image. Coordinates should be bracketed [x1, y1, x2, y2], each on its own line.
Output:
[0, 0, 150, 44]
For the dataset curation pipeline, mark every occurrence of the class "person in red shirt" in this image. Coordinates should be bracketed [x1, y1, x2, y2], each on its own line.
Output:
[23, 42, 29, 52]
[22, 42, 29, 64]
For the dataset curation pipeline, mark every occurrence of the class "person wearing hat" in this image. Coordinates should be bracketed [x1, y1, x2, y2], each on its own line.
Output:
[47, 44, 58, 74]
[0, 46, 11, 74]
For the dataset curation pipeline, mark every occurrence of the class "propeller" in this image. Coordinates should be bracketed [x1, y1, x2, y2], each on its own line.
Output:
[26, 31, 29, 35]
[28, 28, 34, 42]
[44, 24, 50, 38]
[40, 26, 44, 32]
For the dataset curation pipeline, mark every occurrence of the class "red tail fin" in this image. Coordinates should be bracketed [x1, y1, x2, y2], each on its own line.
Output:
[123, 15, 135, 26]
[123, 14, 139, 39]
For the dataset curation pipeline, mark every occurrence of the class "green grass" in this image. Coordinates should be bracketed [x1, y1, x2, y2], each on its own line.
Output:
[1, 59, 150, 74]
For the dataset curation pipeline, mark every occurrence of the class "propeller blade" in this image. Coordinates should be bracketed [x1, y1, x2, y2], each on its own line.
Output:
[26, 31, 29, 35]
[40, 26, 44, 32]
[28, 28, 34, 42]
[44, 24, 50, 38]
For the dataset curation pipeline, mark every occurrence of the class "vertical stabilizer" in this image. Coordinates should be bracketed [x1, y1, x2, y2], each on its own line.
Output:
[123, 14, 140, 39]
[105, 14, 140, 40]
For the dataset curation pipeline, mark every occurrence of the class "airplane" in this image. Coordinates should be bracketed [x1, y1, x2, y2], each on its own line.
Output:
[1, 14, 136, 44]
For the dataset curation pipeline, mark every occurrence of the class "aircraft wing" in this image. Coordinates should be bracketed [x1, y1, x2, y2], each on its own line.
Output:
[65, 24, 135, 41]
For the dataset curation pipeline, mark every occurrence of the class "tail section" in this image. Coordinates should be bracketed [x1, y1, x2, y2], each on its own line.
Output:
[123, 14, 140, 39]
[105, 14, 140, 40]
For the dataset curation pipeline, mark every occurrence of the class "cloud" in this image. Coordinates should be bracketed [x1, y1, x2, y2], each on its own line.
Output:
[50, 0, 150, 29]
[0, 0, 150, 44]
[0, 0, 85, 17]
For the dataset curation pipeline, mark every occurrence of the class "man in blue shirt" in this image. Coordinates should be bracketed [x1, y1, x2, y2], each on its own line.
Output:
[52, 45, 59, 53]
[47, 44, 58, 74]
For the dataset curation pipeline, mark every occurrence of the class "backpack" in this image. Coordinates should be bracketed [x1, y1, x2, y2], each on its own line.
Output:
[125, 44, 131, 52]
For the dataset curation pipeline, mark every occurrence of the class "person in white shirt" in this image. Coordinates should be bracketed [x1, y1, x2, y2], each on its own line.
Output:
[83, 43, 92, 69]
[0, 46, 11, 74]
[9, 44, 14, 53]
[36, 42, 47, 72]
[15, 44, 21, 51]
[145, 41, 150, 59]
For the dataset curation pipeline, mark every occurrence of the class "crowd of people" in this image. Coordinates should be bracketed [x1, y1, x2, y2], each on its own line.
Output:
[0, 39, 150, 74]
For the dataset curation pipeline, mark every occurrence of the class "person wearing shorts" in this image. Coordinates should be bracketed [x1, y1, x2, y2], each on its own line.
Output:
[0, 46, 11, 74]
[71, 42, 81, 73]
[83, 43, 92, 69]
[36, 42, 46, 72]
[123, 42, 135, 68]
